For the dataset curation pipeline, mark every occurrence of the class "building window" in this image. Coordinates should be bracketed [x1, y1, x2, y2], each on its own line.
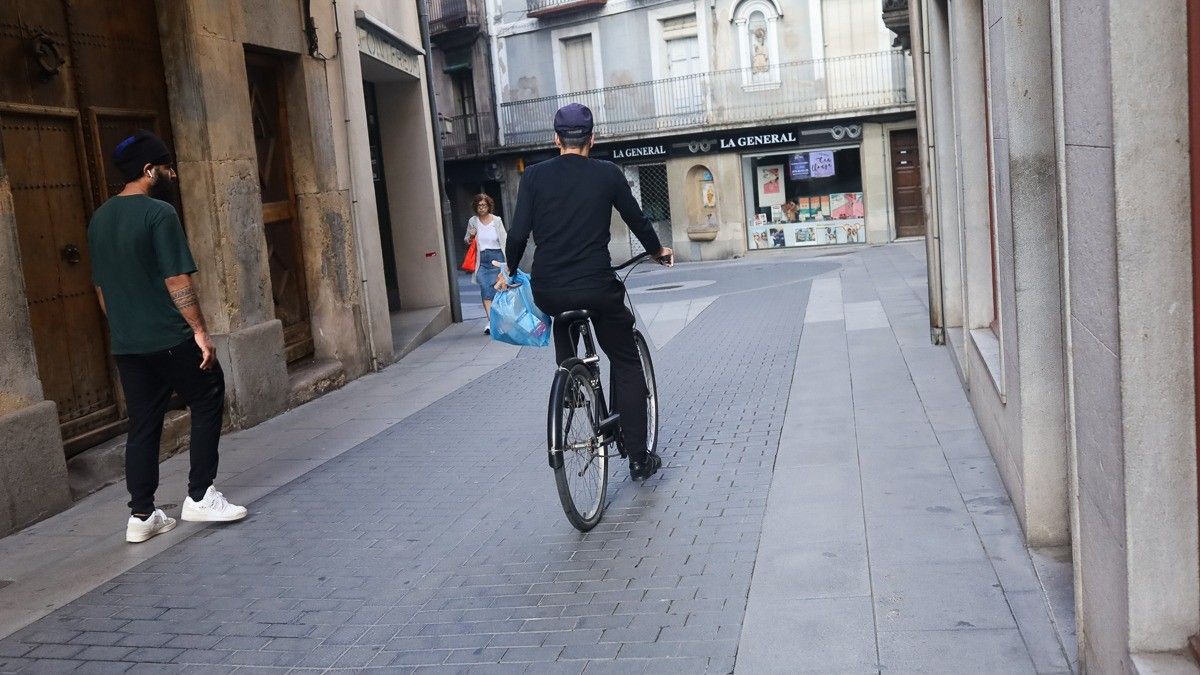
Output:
[660, 14, 702, 113]
[552, 23, 605, 123]
[733, 0, 781, 90]
[560, 34, 597, 92]
[453, 71, 477, 135]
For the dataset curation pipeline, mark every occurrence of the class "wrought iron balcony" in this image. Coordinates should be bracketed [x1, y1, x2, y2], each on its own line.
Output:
[429, 0, 482, 39]
[498, 50, 913, 149]
[526, 0, 607, 19]
[441, 110, 497, 159]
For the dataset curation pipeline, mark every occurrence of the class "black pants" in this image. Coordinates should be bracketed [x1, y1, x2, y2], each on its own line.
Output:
[114, 338, 225, 515]
[534, 279, 649, 463]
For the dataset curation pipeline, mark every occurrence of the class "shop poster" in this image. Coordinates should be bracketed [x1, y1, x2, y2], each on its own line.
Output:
[788, 153, 810, 180]
[749, 225, 771, 250]
[785, 219, 866, 247]
[830, 192, 865, 219]
[809, 151, 835, 178]
[756, 164, 786, 206]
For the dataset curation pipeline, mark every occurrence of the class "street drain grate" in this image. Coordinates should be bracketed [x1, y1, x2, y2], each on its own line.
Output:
[0, 580, 12, 591]
[644, 284, 684, 292]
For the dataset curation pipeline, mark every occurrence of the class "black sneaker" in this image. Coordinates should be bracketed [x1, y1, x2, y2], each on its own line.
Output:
[629, 452, 662, 481]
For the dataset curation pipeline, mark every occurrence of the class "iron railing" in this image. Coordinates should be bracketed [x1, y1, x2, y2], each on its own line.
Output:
[498, 50, 912, 148]
[442, 110, 497, 159]
[429, 0, 482, 35]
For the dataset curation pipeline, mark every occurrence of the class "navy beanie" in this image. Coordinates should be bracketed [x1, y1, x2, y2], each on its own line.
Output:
[113, 130, 172, 183]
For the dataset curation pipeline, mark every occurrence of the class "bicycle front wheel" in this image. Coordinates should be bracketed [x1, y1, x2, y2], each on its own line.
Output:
[551, 363, 609, 531]
[634, 330, 659, 455]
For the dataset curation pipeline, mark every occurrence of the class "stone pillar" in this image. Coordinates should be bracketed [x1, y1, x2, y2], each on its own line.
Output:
[287, 57, 372, 377]
[0, 151, 72, 535]
[155, 0, 288, 428]
[1109, 0, 1198, 657]
[998, 0, 1070, 547]
[861, 123, 892, 244]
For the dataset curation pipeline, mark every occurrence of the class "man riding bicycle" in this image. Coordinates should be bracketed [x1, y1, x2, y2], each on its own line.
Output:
[497, 103, 673, 481]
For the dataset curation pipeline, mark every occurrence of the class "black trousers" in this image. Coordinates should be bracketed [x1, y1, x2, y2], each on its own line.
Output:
[534, 279, 649, 463]
[114, 338, 225, 515]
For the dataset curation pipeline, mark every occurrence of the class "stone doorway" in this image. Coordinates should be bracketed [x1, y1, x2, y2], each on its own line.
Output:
[245, 51, 314, 364]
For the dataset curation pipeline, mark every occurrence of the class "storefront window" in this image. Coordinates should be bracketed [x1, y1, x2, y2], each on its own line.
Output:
[746, 146, 865, 249]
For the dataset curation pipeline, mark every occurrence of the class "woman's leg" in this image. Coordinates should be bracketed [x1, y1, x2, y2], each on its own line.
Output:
[483, 299, 491, 315]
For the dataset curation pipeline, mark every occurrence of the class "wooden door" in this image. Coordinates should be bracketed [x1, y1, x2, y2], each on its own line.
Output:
[890, 128, 926, 238]
[0, 0, 175, 454]
[245, 52, 313, 364]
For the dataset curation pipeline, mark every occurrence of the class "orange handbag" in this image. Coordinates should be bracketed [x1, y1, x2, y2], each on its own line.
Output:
[460, 236, 477, 273]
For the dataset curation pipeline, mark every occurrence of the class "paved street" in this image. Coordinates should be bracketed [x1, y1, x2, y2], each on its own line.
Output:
[0, 243, 1074, 673]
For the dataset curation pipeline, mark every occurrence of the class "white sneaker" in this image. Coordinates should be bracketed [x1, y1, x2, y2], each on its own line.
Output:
[126, 509, 177, 543]
[181, 486, 247, 523]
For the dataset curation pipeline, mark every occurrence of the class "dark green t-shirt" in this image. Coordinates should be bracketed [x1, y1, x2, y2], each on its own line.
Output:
[88, 195, 197, 355]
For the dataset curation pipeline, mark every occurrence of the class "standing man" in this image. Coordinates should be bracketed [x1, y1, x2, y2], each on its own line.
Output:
[499, 103, 673, 481]
[89, 130, 247, 543]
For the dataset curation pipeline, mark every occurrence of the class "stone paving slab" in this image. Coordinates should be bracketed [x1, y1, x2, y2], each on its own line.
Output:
[0, 254, 825, 674]
[0, 244, 1074, 674]
[0, 324, 522, 642]
[736, 245, 1074, 674]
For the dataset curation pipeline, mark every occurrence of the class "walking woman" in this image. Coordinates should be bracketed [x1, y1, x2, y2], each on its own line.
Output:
[464, 193, 507, 334]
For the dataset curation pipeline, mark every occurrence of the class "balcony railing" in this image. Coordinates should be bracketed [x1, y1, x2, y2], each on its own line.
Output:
[441, 110, 497, 159]
[527, 0, 607, 19]
[429, 0, 482, 37]
[498, 50, 912, 148]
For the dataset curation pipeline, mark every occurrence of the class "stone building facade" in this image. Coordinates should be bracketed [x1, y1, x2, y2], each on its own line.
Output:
[484, 0, 921, 264]
[0, 0, 451, 536]
[907, 0, 1199, 670]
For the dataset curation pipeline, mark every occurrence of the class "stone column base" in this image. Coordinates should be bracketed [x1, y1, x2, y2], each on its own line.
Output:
[214, 319, 289, 429]
[0, 400, 71, 536]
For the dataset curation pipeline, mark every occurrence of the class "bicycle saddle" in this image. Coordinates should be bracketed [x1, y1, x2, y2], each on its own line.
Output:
[555, 309, 594, 323]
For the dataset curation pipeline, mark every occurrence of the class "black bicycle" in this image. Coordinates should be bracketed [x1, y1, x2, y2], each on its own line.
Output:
[546, 251, 666, 531]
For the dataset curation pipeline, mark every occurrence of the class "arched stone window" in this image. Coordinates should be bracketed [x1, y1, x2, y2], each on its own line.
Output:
[732, 0, 782, 90]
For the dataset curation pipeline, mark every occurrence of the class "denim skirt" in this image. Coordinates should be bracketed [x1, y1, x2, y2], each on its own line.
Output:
[478, 248, 505, 301]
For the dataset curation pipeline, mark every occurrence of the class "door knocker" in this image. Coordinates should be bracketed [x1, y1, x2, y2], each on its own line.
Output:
[30, 31, 66, 80]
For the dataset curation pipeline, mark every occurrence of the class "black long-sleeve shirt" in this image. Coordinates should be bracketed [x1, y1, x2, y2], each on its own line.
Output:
[504, 153, 663, 290]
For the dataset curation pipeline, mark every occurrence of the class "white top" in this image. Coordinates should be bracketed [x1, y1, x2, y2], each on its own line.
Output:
[475, 218, 502, 250]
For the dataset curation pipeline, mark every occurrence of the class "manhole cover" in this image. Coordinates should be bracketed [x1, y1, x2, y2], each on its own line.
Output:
[628, 279, 717, 295]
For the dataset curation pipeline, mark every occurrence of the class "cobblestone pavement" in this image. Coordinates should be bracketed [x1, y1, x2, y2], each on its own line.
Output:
[0, 244, 1072, 673]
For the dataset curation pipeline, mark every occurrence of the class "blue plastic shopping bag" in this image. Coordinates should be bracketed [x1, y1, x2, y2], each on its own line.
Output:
[489, 269, 551, 347]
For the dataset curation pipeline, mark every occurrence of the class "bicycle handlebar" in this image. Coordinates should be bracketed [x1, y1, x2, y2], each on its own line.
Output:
[612, 250, 671, 272]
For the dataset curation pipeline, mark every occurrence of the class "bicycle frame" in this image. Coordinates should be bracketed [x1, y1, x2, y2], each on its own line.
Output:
[546, 320, 617, 470]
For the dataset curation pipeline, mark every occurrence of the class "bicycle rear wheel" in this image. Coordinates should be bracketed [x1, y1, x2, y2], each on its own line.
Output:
[633, 330, 658, 455]
[551, 363, 609, 531]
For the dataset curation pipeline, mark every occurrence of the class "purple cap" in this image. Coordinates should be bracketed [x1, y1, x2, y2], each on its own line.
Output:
[553, 103, 594, 140]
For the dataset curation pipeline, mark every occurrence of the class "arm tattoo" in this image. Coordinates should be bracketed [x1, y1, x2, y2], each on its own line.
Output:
[170, 285, 199, 310]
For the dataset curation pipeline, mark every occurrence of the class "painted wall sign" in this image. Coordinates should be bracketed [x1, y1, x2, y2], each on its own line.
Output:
[357, 26, 421, 79]
[612, 145, 667, 159]
[597, 123, 864, 161]
[719, 131, 797, 149]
